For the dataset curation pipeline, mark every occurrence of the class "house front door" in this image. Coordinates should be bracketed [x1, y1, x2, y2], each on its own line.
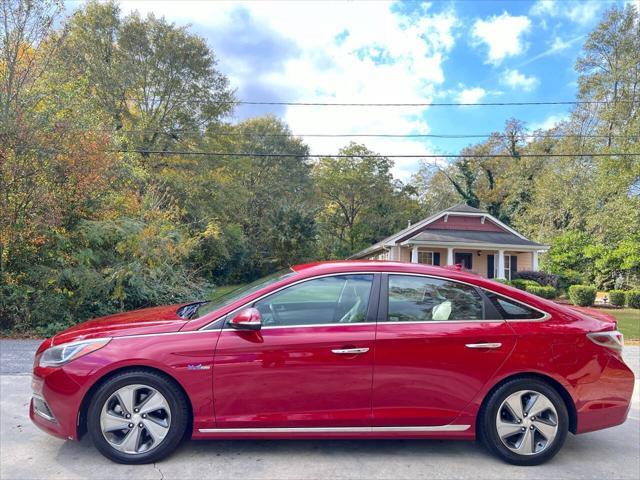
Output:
[487, 254, 518, 279]
[454, 252, 473, 270]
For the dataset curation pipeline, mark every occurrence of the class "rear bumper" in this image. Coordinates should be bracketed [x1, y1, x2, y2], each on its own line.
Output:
[574, 353, 635, 434]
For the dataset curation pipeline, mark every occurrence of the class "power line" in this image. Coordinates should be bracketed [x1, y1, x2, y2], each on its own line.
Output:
[233, 100, 637, 107]
[66, 128, 640, 140]
[124, 99, 638, 107]
[102, 149, 639, 158]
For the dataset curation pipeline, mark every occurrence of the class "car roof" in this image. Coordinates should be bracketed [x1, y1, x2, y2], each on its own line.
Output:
[290, 260, 479, 280]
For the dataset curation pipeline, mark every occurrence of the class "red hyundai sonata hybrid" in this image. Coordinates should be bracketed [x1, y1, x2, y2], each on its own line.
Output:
[30, 261, 633, 465]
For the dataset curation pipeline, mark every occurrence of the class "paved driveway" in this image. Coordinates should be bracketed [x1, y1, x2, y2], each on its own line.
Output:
[1, 340, 638, 480]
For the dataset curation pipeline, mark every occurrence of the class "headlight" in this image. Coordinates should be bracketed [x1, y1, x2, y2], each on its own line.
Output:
[39, 338, 111, 367]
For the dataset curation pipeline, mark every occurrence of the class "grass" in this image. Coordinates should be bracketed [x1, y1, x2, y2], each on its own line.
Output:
[208, 284, 245, 300]
[601, 308, 640, 341]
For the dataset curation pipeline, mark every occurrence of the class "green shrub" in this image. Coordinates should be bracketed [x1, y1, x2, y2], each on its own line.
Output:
[1, 218, 209, 336]
[526, 285, 557, 299]
[608, 290, 626, 306]
[513, 271, 559, 288]
[509, 278, 541, 290]
[568, 285, 597, 307]
[626, 291, 640, 309]
[556, 271, 586, 293]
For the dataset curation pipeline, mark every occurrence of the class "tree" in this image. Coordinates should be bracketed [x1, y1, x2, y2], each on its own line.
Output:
[1, 0, 62, 125]
[315, 143, 417, 257]
[575, 4, 640, 149]
[197, 116, 315, 280]
[60, 1, 235, 158]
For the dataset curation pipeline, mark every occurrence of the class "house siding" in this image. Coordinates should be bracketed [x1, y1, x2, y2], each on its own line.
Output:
[515, 252, 533, 272]
[425, 216, 505, 232]
[366, 248, 536, 278]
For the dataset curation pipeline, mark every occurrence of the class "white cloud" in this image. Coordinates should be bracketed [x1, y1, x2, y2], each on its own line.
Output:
[530, 0, 604, 26]
[456, 87, 486, 104]
[118, 1, 460, 181]
[471, 13, 531, 65]
[529, 113, 569, 132]
[501, 69, 539, 91]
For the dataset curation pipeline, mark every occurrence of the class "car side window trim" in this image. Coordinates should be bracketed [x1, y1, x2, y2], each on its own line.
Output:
[200, 272, 550, 330]
[378, 273, 500, 324]
[206, 272, 382, 330]
[479, 288, 549, 321]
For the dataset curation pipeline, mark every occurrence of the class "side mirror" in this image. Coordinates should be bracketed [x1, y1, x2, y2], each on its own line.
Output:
[229, 307, 262, 331]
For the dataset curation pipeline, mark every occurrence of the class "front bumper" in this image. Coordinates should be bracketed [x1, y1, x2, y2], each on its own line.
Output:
[30, 365, 85, 440]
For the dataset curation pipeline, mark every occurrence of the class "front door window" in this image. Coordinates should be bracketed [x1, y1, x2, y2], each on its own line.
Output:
[254, 274, 374, 326]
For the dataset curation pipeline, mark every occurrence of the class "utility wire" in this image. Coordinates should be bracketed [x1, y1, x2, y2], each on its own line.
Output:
[70, 129, 640, 139]
[100, 149, 639, 158]
[61, 128, 640, 140]
[124, 99, 638, 107]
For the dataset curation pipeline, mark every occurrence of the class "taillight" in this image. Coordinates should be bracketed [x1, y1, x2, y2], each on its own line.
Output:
[587, 330, 624, 352]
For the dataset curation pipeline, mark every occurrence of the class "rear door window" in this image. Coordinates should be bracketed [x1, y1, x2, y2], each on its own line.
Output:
[385, 275, 484, 322]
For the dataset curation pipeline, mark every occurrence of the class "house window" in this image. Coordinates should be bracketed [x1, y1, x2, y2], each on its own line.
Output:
[417, 250, 434, 265]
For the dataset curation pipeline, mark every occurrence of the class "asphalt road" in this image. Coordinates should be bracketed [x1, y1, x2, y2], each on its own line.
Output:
[1, 340, 638, 480]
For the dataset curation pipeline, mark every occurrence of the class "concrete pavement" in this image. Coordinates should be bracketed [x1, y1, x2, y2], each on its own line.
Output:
[1, 340, 638, 480]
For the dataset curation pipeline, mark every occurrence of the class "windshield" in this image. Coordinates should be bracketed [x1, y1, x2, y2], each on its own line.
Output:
[192, 269, 296, 319]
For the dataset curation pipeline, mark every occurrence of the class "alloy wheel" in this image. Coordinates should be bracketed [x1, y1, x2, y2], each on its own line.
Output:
[100, 384, 172, 455]
[496, 389, 559, 456]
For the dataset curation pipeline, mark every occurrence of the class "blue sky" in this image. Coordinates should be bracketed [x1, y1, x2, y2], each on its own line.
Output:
[74, 0, 635, 179]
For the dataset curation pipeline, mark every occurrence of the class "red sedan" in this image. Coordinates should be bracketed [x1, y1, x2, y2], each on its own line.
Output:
[30, 261, 634, 465]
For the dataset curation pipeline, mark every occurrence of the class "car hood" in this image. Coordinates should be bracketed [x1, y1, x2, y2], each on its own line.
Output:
[51, 304, 191, 345]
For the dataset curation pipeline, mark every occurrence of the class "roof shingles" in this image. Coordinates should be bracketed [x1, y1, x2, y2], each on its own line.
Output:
[407, 229, 545, 247]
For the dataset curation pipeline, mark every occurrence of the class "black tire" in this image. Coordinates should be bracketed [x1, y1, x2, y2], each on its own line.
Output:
[478, 377, 569, 466]
[87, 370, 189, 464]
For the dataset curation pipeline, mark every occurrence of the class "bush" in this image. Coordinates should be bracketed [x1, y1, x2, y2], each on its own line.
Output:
[0, 218, 209, 335]
[556, 271, 586, 292]
[508, 278, 540, 290]
[568, 285, 597, 307]
[526, 285, 557, 299]
[626, 291, 640, 309]
[513, 270, 559, 288]
[608, 290, 626, 306]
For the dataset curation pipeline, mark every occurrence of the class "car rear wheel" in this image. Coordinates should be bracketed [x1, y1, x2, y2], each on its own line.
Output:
[87, 370, 189, 464]
[479, 377, 569, 466]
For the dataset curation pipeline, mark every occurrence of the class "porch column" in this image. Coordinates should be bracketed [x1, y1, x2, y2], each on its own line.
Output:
[446, 247, 454, 266]
[532, 251, 539, 271]
[411, 246, 418, 263]
[497, 249, 506, 279]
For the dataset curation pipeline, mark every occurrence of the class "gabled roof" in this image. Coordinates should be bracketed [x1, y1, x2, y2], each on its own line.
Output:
[408, 229, 546, 247]
[349, 203, 547, 259]
[444, 203, 487, 214]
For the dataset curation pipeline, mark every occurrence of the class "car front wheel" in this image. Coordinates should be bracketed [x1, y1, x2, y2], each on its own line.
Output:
[87, 370, 189, 464]
[479, 378, 569, 466]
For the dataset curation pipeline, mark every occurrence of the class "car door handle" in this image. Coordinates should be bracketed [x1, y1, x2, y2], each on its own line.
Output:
[331, 348, 370, 355]
[465, 342, 502, 349]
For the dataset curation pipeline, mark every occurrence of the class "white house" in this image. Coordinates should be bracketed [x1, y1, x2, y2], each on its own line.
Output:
[349, 204, 549, 280]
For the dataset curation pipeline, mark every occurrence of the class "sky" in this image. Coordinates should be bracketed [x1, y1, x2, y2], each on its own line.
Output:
[70, 0, 637, 180]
